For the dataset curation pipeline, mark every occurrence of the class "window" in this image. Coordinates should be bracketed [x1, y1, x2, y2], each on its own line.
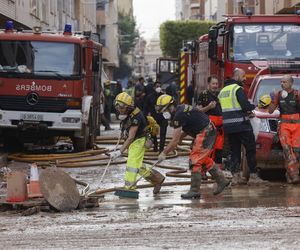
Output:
[230, 24, 300, 62]
[254, 79, 300, 105]
[0, 41, 81, 77]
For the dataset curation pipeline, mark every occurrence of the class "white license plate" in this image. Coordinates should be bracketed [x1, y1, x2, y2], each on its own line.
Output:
[20, 113, 43, 121]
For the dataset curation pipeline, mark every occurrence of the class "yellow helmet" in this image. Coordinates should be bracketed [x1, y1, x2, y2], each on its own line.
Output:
[115, 92, 134, 107]
[156, 94, 174, 112]
[258, 94, 271, 108]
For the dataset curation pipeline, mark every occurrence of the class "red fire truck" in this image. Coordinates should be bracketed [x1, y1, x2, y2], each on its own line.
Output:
[186, 13, 300, 95]
[0, 21, 102, 151]
[181, 13, 300, 170]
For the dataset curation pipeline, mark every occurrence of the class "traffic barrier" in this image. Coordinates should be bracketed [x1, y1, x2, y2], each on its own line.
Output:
[27, 163, 43, 198]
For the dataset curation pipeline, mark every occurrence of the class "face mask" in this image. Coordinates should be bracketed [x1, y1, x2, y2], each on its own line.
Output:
[118, 114, 127, 120]
[155, 87, 162, 93]
[281, 90, 288, 99]
[162, 112, 171, 120]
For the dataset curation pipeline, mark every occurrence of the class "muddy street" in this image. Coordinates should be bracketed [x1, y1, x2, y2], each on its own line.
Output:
[0, 182, 300, 249]
[0, 125, 299, 249]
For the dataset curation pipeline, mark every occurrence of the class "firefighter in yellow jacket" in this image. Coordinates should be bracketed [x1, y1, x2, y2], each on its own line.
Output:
[110, 92, 165, 196]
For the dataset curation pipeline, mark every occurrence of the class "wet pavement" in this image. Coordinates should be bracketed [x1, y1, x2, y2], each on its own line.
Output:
[0, 123, 300, 249]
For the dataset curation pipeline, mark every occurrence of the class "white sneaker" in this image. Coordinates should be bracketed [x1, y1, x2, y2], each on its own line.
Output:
[223, 170, 232, 178]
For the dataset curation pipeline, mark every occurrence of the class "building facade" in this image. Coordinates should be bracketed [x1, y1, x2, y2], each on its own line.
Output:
[96, 0, 119, 80]
[0, 0, 96, 32]
[143, 36, 163, 79]
[175, 0, 300, 22]
[176, 0, 201, 20]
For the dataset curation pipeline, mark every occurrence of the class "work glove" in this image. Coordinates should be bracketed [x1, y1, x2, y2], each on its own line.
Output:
[109, 150, 122, 161]
[158, 152, 167, 163]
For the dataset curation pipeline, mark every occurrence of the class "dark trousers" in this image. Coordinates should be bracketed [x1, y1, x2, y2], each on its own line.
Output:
[153, 119, 168, 153]
[104, 103, 111, 122]
[228, 130, 257, 173]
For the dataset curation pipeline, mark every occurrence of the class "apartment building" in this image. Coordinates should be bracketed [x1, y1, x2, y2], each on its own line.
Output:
[96, 0, 119, 80]
[0, 0, 96, 32]
[176, 0, 300, 22]
[176, 0, 201, 20]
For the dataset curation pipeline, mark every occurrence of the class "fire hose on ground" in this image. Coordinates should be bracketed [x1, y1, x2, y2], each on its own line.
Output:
[7, 136, 217, 197]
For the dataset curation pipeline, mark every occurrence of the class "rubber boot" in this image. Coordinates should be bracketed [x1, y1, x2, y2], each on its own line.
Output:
[209, 164, 231, 195]
[181, 172, 201, 199]
[287, 165, 300, 184]
[144, 169, 165, 194]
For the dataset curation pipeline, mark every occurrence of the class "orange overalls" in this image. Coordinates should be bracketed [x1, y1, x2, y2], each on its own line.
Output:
[274, 90, 300, 182]
[209, 115, 224, 166]
[197, 90, 224, 166]
[190, 123, 217, 174]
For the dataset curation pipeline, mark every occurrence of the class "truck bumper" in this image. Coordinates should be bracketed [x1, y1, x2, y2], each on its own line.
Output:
[0, 109, 82, 131]
[256, 132, 284, 169]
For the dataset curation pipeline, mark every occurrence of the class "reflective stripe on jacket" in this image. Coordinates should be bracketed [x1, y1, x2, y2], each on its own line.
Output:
[218, 83, 248, 129]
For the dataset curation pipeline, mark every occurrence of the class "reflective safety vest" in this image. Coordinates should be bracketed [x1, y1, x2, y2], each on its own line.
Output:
[218, 83, 248, 128]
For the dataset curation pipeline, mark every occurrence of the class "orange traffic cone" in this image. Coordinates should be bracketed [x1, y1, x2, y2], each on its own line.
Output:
[27, 163, 43, 198]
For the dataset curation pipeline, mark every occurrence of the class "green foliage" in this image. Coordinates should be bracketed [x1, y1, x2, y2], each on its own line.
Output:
[118, 11, 139, 54]
[160, 20, 215, 57]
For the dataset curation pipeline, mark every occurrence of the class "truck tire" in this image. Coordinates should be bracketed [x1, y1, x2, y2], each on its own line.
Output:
[72, 110, 95, 152]
[73, 124, 89, 152]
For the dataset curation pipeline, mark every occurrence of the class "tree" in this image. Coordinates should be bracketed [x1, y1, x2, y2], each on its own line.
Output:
[114, 11, 139, 79]
[160, 20, 215, 58]
[118, 12, 139, 54]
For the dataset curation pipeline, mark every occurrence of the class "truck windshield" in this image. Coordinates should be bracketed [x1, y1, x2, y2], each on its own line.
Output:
[0, 41, 80, 77]
[231, 24, 300, 62]
[254, 78, 300, 105]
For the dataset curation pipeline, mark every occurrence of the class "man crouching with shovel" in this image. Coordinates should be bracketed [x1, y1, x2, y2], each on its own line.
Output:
[156, 94, 230, 199]
[109, 92, 165, 199]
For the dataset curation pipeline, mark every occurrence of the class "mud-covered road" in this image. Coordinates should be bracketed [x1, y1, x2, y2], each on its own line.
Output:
[0, 126, 300, 249]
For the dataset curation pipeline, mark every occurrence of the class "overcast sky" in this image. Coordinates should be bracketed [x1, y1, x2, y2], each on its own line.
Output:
[133, 0, 176, 39]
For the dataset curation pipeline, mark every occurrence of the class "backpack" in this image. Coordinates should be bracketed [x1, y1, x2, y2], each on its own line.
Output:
[145, 115, 160, 138]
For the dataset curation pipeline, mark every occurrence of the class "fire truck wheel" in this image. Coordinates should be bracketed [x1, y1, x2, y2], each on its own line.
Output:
[72, 125, 89, 152]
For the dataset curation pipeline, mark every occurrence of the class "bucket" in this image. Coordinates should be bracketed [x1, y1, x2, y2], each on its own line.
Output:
[6, 171, 28, 202]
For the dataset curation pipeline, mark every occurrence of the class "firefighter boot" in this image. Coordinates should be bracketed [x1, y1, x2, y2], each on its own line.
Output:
[181, 172, 201, 199]
[287, 165, 300, 184]
[144, 169, 165, 194]
[209, 164, 231, 195]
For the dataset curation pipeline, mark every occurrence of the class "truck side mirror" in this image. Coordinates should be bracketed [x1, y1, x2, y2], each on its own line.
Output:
[208, 26, 218, 40]
[92, 54, 100, 72]
[208, 40, 218, 60]
[208, 27, 218, 61]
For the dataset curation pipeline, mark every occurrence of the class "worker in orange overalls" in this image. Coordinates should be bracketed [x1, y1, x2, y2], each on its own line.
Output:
[156, 94, 230, 199]
[268, 75, 300, 184]
[197, 76, 224, 171]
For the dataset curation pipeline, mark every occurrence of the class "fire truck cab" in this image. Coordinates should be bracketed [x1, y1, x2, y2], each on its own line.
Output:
[196, 13, 300, 170]
[0, 22, 102, 151]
